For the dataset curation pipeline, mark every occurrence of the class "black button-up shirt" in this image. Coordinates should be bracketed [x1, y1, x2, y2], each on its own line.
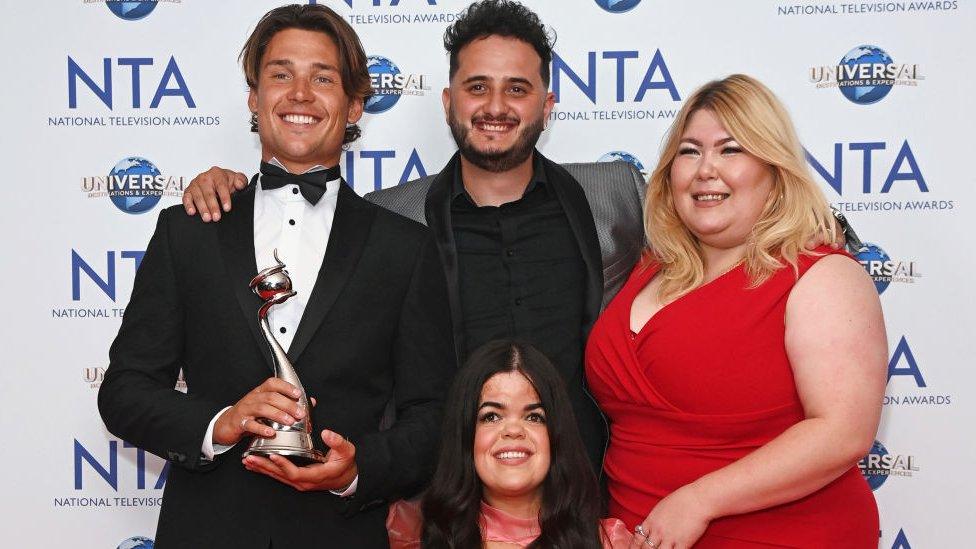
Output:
[451, 155, 587, 387]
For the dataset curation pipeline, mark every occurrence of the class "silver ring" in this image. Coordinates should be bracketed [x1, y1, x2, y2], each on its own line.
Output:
[634, 524, 648, 538]
[644, 540, 659, 549]
[240, 417, 249, 431]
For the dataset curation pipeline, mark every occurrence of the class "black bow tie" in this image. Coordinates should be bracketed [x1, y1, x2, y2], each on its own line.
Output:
[259, 161, 341, 205]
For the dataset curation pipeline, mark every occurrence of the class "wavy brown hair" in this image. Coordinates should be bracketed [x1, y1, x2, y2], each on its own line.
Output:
[239, 4, 373, 144]
[645, 74, 835, 301]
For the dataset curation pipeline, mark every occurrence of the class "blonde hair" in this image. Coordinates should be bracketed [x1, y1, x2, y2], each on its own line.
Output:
[645, 74, 835, 301]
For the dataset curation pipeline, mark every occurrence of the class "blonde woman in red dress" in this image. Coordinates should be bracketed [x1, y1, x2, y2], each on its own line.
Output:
[585, 74, 886, 548]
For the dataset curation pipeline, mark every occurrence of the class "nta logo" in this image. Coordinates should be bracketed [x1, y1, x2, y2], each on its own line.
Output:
[68, 56, 194, 110]
[809, 45, 923, 105]
[365, 56, 429, 114]
[595, 0, 643, 13]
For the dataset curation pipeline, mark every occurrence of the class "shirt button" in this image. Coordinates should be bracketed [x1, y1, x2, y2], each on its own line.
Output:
[505, 249, 515, 257]
[292, 188, 299, 195]
[279, 327, 287, 334]
[515, 298, 523, 306]
[288, 219, 296, 226]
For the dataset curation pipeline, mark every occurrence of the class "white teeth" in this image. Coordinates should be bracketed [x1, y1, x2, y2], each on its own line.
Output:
[283, 114, 317, 124]
[695, 194, 726, 201]
[496, 451, 528, 460]
[480, 124, 509, 132]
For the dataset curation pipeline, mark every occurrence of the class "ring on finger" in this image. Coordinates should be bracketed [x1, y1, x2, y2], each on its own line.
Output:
[644, 539, 659, 549]
[634, 524, 648, 538]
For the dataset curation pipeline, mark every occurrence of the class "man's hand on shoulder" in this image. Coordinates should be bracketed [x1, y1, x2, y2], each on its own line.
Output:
[182, 166, 248, 222]
[243, 429, 358, 492]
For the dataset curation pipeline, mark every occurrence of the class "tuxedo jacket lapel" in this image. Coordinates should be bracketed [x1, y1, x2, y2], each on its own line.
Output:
[542, 156, 604, 334]
[424, 154, 465, 360]
[217, 178, 275, 371]
[288, 182, 375, 364]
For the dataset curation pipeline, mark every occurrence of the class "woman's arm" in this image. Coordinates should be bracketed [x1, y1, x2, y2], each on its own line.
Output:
[631, 254, 887, 549]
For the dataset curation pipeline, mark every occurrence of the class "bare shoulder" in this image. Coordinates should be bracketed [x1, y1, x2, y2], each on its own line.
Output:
[792, 253, 876, 302]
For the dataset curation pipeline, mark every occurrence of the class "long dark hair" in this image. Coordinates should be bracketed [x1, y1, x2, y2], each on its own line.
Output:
[421, 340, 603, 548]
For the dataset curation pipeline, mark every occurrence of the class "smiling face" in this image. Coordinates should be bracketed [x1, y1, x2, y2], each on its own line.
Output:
[669, 108, 775, 251]
[247, 28, 363, 172]
[444, 35, 554, 173]
[473, 371, 551, 510]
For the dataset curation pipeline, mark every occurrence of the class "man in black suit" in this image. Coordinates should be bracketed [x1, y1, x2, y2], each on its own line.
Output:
[181, 0, 646, 473]
[98, 5, 454, 548]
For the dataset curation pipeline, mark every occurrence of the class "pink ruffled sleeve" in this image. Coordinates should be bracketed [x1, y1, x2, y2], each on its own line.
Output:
[386, 499, 423, 549]
[600, 518, 634, 548]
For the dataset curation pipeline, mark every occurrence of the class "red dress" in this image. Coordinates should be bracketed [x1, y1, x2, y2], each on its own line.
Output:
[585, 249, 878, 548]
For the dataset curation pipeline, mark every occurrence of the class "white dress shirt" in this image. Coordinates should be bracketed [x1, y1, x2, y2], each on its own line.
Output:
[199, 159, 357, 496]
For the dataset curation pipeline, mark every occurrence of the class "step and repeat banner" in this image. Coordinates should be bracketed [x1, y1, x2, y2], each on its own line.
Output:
[1, 1, 972, 547]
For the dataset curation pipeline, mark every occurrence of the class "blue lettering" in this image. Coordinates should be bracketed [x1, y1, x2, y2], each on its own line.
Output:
[72, 250, 115, 302]
[339, 0, 436, 6]
[849, 142, 885, 193]
[74, 439, 117, 490]
[602, 51, 638, 103]
[400, 148, 427, 183]
[553, 52, 597, 103]
[891, 528, 912, 549]
[888, 336, 926, 387]
[150, 56, 196, 108]
[118, 58, 153, 108]
[361, 150, 396, 191]
[634, 49, 680, 102]
[68, 56, 112, 109]
[67, 56, 193, 110]
[804, 144, 843, 195]
[881, 140, 927, 193]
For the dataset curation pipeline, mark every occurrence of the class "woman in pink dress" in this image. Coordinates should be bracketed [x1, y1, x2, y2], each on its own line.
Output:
[585, 75, 887, 548]
[388, 340, 631, 548]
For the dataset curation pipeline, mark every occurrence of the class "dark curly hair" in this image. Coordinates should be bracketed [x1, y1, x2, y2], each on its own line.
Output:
[240, 4, 373, 144]
[444, 0, 556, 87]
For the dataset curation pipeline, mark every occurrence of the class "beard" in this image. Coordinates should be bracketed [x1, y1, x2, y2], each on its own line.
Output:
[448, 106, 545, 173]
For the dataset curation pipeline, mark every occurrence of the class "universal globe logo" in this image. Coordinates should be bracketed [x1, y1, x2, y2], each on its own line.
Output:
[598, 151, 646, 173]
[117, 536, 154, 549]
[106, 1, 159, 21]
[854, 242, 921, 294]
[809, 45, 923, 104]
[858, 440, 919, 491]
[364, 56, 430, 114]
[595, 0, 643, 13]
[81, 157, 186, 214]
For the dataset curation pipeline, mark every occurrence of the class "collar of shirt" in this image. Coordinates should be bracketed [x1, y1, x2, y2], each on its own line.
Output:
[450, 151, 549, 207]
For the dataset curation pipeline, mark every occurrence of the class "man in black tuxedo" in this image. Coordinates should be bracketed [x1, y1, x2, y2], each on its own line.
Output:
[97, 5, 454, 548]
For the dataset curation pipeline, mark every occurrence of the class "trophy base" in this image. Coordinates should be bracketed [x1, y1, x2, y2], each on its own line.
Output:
[243, 429, 326, 466]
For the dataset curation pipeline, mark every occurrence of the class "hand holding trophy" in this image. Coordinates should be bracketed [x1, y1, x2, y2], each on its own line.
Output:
[242, 250, 325, 465]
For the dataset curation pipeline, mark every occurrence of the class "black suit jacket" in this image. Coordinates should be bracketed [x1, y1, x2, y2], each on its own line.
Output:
[98, 182, 455, 548]
[366, 152, 647, 470]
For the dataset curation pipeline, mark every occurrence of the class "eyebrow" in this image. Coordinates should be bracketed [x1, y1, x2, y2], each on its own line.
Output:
[679, 136, 736, 146]
[478, 401, 545, 411]
[460, 75, 535, 88]
[265, 59, 339, 72]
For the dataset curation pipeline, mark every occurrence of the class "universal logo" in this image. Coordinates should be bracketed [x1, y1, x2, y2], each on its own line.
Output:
[81, 157, 186, 214]
[84, 1, 181, 22]
[858, 440, 919, 491]
[810, 45, 923, 105]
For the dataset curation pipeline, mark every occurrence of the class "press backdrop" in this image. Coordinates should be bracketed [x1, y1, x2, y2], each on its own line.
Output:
[1, 1, 972, 547]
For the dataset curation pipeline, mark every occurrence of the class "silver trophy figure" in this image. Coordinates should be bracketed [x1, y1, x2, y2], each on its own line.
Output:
[242, 250, 325, 465]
